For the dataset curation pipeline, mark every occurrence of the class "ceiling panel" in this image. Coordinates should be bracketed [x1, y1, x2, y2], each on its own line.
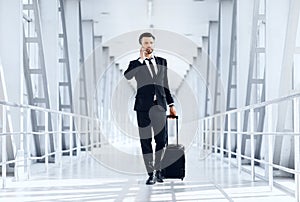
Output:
[81, 0, 219, 45]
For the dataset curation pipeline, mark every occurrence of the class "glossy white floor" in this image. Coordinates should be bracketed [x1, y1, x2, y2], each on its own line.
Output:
[0, 143, 296, 202]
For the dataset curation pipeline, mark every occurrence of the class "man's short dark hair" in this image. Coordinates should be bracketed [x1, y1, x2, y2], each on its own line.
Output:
[139, 32, 155, 44]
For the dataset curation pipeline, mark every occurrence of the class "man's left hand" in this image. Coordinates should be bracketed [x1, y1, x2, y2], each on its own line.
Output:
[169, 106, 177, 116]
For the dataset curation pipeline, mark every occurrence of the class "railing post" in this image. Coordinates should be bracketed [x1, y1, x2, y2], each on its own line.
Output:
[237, 111, 242, 173]
[91, 118, 94, 152]
[69, 115, 73, 157]
[196, 120, 199, 149]
[214, 116, 218, 154]
[20, 105, 24, 152]
[228, 113, 232, 166]
[79, 116, 82, 152]
[26, 108, 31, 179]
[294, 97, 300, 201]
[220, 114, 224, 161]
[198, 119, 202, 156]
[44, 111, 49, 170]
[205, 118, 208, 151]
[196, 119, 199, 148]
[98, 119, 101, 148]
[86, 118, 89, 153]
[57, 113, 62, 165]
[2, 106, 7, 188]
[209, 117, 213, 153]
[267, 104, 273, 190]
[201, 119, 204, 151]
[23, 108, 30, 180]
[76, 116, 81, 158]
[16, 105, 26, 180]
[250, 108, 255, 181]
[90, 118, 92, 151]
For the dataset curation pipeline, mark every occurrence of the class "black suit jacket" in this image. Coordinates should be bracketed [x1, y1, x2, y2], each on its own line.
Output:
[124, 56, 174, 111]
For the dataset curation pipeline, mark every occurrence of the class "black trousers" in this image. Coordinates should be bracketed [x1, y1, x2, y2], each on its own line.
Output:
[136, 103, 166, 176]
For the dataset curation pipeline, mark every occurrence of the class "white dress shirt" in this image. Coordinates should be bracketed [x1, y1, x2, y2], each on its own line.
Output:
[138, 56, 157, 78]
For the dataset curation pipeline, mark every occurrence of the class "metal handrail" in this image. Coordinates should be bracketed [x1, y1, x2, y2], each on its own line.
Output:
[0, 100, 102, 189]
[0, 130, 102, 136]
[202, 130, 300, 136]
[199, 92, 300, 200]
[0, 100, 92, 119]
[207, 91, 300, 118]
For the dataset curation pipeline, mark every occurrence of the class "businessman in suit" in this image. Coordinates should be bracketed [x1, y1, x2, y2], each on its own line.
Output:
[124, 32, 176, 185]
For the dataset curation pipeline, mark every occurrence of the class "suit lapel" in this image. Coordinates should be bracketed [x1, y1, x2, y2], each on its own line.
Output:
[154, 56, 162, 78]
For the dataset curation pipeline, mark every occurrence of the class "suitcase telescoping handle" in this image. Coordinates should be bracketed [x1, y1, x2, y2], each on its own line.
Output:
[166, 115, 179, 145]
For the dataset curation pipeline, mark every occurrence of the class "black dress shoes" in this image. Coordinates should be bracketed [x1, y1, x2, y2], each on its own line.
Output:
[146, 175, 156, 185]
[155, 170, 164, 183]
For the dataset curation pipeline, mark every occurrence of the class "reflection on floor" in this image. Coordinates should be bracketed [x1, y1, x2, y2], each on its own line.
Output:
[0, 144, 296, 202]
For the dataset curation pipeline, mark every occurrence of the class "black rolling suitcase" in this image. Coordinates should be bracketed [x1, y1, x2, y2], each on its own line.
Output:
[161, 115, 185, 180]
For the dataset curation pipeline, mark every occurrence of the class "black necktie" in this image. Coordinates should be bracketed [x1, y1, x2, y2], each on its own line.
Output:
[146, 58, 156, 78]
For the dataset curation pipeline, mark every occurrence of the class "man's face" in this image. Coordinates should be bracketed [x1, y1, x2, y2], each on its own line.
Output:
[141, 37, 154, 54]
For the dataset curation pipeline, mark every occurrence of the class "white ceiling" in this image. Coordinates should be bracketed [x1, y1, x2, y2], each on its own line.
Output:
[81, 0, 219, 44]
[81, 0, 219, 91]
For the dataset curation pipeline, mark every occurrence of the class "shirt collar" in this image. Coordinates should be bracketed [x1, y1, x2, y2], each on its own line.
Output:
[137, 54, 155, 63]
[146, 53, 155, 60]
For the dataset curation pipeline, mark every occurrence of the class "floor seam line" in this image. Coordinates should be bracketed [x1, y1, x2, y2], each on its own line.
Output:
[210, 179, 234, 202]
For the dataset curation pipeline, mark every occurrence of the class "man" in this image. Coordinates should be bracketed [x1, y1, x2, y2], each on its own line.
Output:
[124, 32, 176, 185]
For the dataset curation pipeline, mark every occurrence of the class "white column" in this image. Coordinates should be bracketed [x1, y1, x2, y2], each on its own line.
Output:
[94, 35, 102, 118]
[65, 0, 80, 114]
[266, 0, 295, 166]
[220, 0, 236, 154]
[82, 20, 95, 117]
[0, 0, 22, 158]
[82, 20, 94, 60]
[208, 21, 219, 116]
[0, 0, 22, 105]
[220, 0, 233, 94]
[266, 0, 289, 101]
[40, 0, 59, 112]
[94, 35, 102, 79]
[101, 46, 110, 121]
[236, 0, 254, 109]
[201, 36, 209, 118]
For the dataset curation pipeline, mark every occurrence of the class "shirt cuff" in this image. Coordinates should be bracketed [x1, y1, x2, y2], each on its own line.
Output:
[168, 103, 174, 107]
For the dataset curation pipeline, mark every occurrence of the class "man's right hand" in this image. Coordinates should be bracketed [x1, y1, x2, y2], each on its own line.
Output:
[140, 47, 146, 60]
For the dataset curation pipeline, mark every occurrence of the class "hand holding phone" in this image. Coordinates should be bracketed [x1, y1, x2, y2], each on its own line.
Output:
[140, 47, 146, 60]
